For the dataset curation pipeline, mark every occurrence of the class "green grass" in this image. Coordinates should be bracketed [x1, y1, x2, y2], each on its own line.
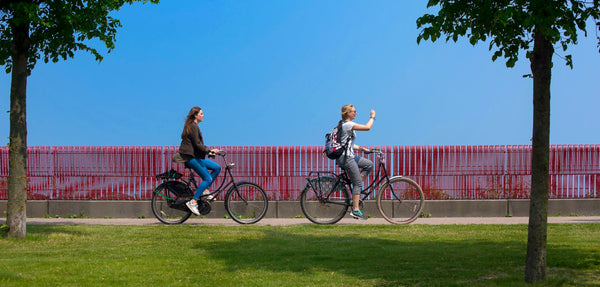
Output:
[1, 224, 599, 286]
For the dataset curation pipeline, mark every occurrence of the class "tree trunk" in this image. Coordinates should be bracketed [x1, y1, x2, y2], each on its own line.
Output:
[6, 8, 30, 239]
[524, 25, 553, 283]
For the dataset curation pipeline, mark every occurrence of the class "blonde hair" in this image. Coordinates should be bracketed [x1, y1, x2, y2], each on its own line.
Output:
[340, 104, 355, 123]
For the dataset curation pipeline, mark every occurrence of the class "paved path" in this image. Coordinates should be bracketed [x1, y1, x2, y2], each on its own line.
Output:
[10, 216, 600, 226]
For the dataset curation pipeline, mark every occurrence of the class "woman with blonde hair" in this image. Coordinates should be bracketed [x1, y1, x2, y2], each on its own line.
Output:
[179, 106, 222, 216]
[336, 104, 376, 220]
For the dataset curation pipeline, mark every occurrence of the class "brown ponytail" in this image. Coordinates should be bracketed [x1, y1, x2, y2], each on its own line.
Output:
[182, 106, 202, 138]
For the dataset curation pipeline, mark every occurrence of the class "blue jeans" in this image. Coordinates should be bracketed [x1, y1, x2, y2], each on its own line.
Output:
[185, 158, 221, 200]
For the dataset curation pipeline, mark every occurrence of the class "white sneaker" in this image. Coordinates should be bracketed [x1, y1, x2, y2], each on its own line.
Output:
[203, 190, 215, 201]
[186, 200, 200, 216]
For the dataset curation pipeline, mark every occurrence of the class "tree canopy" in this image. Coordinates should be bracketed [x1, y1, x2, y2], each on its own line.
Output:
[0, 0, 159, 74]
[417, 0, 600, 68]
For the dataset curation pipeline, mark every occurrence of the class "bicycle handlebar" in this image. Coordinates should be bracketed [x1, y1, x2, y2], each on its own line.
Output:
[364, 147, 381, 154]
[208, 150, 227, 157]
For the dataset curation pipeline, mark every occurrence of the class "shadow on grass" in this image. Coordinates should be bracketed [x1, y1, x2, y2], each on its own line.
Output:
[191, 225, 599, 286]
[192, 227, 512, 285]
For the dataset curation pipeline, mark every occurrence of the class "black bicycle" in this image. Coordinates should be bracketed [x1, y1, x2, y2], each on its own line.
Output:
[300, 148, 425, 225]
[151, 151, 268, 224]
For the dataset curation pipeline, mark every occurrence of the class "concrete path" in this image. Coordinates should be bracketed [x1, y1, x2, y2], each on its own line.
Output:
[11, 216, 600, 226]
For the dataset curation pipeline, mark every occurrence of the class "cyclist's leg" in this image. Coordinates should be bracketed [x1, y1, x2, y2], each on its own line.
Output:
[185, 158, 213, 200]
[355, 156, 373, 181]
[201, 158, 221, 183]
[198, 158, 221, 193]
[337, 156, 363, 212]
[199, 158, 221, 199]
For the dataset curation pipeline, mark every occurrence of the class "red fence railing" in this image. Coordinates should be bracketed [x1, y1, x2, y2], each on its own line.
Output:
[0, 145, 598, 200]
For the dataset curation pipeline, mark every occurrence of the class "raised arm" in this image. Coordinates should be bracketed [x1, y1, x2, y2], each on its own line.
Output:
[351, 109, 376, 131]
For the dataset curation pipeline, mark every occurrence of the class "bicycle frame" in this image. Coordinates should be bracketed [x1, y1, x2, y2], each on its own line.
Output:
[184, 153, 242, 200]
[154, 152, 240, 201]
[302, 148, 425, 225]
[152, 151, 269, 225]
[306, 149, 392, 205]
[354, 150, 392, 199]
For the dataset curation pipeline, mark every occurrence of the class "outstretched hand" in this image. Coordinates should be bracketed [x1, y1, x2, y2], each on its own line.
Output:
[208, 149, 224, 157]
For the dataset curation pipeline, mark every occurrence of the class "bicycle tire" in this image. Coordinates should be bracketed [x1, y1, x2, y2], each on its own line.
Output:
[224, 182, 268, 224]
[300, 176, 350, 224]
[151, 182, 193, 224]
[376, 176, 424, 224]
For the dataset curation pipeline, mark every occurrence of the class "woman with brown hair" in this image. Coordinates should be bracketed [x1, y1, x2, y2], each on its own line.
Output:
[179, 106, 222, 216]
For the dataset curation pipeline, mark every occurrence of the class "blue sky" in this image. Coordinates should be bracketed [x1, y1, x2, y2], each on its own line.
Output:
[1, 1, 599, 147]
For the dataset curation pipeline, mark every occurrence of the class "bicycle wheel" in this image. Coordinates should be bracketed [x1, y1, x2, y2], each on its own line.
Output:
[300, 176, 350, 224]
[376, 176, 424, 224]
[225, 182, 268, 224]
[151, 182, 193, 224]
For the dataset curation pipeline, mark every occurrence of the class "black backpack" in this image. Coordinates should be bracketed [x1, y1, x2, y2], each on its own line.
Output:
[324, 122, 350, 159]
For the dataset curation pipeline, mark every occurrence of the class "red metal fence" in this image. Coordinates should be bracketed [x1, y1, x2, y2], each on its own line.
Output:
[0, 145, 598, 200]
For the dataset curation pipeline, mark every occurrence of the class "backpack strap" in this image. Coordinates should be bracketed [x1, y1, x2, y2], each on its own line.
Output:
[338, 122, 351, 164]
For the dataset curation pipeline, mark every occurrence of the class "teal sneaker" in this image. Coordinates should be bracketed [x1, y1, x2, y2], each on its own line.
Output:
[350, 209, 367, 220]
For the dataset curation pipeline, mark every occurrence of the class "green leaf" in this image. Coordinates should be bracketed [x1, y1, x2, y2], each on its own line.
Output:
[469, 35, 478, 45]
[565, 55, 573, 69]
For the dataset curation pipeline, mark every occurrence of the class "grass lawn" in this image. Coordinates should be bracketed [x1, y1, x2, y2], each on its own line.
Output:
[1, 223, 599, 286]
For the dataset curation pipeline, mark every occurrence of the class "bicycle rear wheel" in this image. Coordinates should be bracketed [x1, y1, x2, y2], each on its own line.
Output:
[151, 182, 193, 224]
[225, 182, 268, 224]
[300, 176, 350, 224]
[376, 176, 424, 224]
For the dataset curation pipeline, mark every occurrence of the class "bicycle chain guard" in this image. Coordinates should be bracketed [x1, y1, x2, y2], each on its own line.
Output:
[198, 201, 211, 215]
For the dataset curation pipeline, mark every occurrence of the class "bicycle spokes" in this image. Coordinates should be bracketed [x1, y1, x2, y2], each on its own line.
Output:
[376, 177, 424, 224]
[300, 176, 350, 224]
[151, 184, 193, 224]
[225, 182, 268, 224]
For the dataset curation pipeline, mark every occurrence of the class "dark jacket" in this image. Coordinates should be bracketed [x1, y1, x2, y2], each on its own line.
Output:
[179, 124, 211, 159]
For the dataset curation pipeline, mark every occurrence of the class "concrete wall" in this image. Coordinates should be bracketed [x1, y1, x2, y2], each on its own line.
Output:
[1, 199, 599, 219]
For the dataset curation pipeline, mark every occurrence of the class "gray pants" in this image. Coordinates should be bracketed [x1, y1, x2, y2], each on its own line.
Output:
[336, 156, 373, 195]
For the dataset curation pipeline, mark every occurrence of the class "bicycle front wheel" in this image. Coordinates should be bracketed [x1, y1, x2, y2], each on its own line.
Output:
[151, 182, 193, 224]
[225, 182, 268, 224]
[376, 176, 424, 224]
[300, 176, 350, 224]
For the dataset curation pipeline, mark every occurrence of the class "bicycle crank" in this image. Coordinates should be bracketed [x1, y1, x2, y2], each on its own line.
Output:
[198, 201, 211, 215]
